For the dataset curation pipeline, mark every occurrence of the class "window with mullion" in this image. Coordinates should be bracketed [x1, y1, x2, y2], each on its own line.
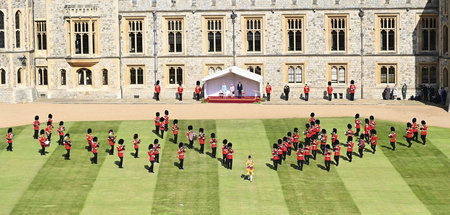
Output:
[379, 65, 396, 84]
[286, 17, 303, 52]
[420, 16, 437, 51]
[287, 65, 303, 83]
[167, 19, 183, 53]
[36, 21, 47, 50]
[379, 16, 396, 51]
[0, 11, 4, 49]
[329, 17, 346, 52]
[128, 20, 144, 53]
[206, 18, 223, 53]
[245, 18, 263, 52]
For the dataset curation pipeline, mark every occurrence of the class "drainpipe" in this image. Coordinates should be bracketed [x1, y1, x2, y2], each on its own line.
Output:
[118, 14, 123, 99]
[153, 11, 158, 84]
[31, 0, 36, 88]
[231, 10, 237, 66]
[359, 9, 364, 99]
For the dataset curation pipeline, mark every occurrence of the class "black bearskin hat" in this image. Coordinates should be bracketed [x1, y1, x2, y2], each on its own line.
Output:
[370, 115, 374, 120]
[273, 143, 278, 149]
[174, 119, 178, 124]
[287, 132, 292, 136]
[278, 139, 282, 144]
[160, 117, 165, 122]
[211, 133, 216, 138]
[149, 144, 153, 150]
[328, 81, 331, 86]
[199, 128, 204, 132]
[347, 124, 352, 129]
[333, 128, 337, 133]
[165, 110, 169, 115]
[8, 128, 12, 133]
[40, 129, 45, 135]
[65, 133, 70, 137]
[316, 119, 320, 125]
[48, 114, 53, 119]
[109, 129, 113, 133]
[154, 139, 159, 144]
[326, 144, 331, 149]
[47, 121, 51, 126]
[351, 80, 355, 84]
[310, 112, 315, 117]
[360, 134, 365, 139]
[305, 123, 310, 128]
[355, 113, 360, 118]
[371, 130, 377, 135]
[248, 155, 251, 159]
[35, 115, 39, 120]
[188, 125, 193, 130]
[311, 121, 315, 126]
[156, 112, 160, 117]
[348, 136, 353, 141]
[322, 129, 326, 134]
[134, 134, 139, 139]
[227, 143, 232, 147]
[179, 142, 183, 148]
[118, 139, 124, 145]
[59, 121, 64, 125]
[421, 120, 426, 125]
[391, 127, 395, 131]
[178, 81, 182, 86]
[407, 122, 412, 127]
[412, 118, 417, 123]
[93, 137, 98, 142]
[196, 81, 200, 86]
[87, 128, 92, 133]
[365, 118, 369, 123]
[156, 80, 160, 85]
[223, 139, 228, 144]
[283, 137, 287, 142]
[294, 128, 298, 132]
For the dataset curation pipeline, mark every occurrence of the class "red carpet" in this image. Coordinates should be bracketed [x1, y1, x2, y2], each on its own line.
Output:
[205, 96, 260, 103]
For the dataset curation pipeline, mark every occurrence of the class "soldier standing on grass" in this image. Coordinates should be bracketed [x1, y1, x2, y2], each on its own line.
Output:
[370, 130, 378, 154]
[186, 125, 195, 149]
[319, 129, 327, 157]
[198, 128, 206, 154]
[210, 133, 217, 158]
[303, 142, 311, 165]
[406, 122, 413, 148]
[412, 118, 419, 141]
[148, 144, 155, 173]
[133, 134, 140, 158]
[86, 128, 93, 151]
[57, 121, 65, 145]
[346, 136, 354, 162]
[117, 139, 125, 168]
[159, 117, 165, 138]
[226, 143, 234, 170]
[33, 115, 40, 139]
[324, 145, 332, 172]
[164, 110, 170, 131]
[334, 143, 341, 166]
[272, 144, 279, 170]
[222, 139, 228, 165]
[178, 143, 186, 170]
[91, 137, 99, 164]
[358, 134, 365, 158]
[345, 124, 354, 143]
[45, 121, 52, 144]
[108, 130, 116, 155]
[172, 120, 179, 144]
[39, 129, 47, 155]
[293, 128, 300, 151]
[5, 128, 13, 151]
[154, 139, 160, 163]
[389, 127, 397, 151]
[296, 145, 304, 171]
[354, 114, 361, 136]
[64, 134, 72, 160]
[155, 112, 160, 136]
[420, 120, 428, 145]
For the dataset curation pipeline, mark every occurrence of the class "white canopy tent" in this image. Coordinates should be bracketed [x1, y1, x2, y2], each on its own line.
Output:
[201, 66, 263, 99]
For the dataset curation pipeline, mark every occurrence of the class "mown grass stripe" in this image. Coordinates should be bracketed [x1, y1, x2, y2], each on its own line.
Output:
[216, 119, 289, 215]
[80, 120, 161, 215]
[262, 118, 361, 215]
[151, 119, 220, 215]
[425, 127, 450, 158]
[10, 121, 121, 215]
[377, 120, 450, 215]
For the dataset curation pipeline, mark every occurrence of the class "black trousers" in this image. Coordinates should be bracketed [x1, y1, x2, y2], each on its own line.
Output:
[413, 132, 418, 141]
[287, 147, 291, 156]
[407, 138, 412, 148]
[282, 151, 287, 160]
[179, 159, 184, 169]
[87, 143, 91, 151]
[359, 148, 363, 158]
[65, 149, 70, 160]
[293, 142, 298, 151]
[165, 124, 168, 131]
[391, 142, 396, 151]
[7, 143, 12, 151]
[174, 134, 178, 144]
[200, 144, 204, 154]
[179, 93, 183, 101]
[421, 135, 426, 145]
[238, 90, 242, 98]
[356, 128, 360, 136]
[223, 154, 227, 164]
[34, 130, 39, 139]
[325, 160, 331, 171]
[48, 134, 52, 142]
[334, 155, 339, 166]
[155, 92, 160, 101]
[134, 148, 139, 158]
[212, 147, 216, 158]
[305, 93, 309, 101]
[312, 150, 317, 160]
[227, 158, 233, 170]
[320, 145, 326, 154]
[371, 144, 376, 153]
[273, 159, 278, 170]
[59, 135, 64, 145]
[155, 125, 159, 135]
[350, 93, 354, 101]
[155, 154, 160, 163]
[149, 161, 155, 172]
[328, 94, 332, 101]
[110, 145, 114, 155]
[305, 155, 310, 165]
[297, 160, 303, 171]
[267, 93, 270, 101]
[92, 153, 98, 164]
[189, 140, 193, 149]
[285, 92, 289, 101]
[41, 145, 45, 155]
[347, 151, 352, 162]
[278, 155, 283, 165]
[196, 93, 200, 101]
[160, 130, 164, 138]
[119, 157, 123, 168]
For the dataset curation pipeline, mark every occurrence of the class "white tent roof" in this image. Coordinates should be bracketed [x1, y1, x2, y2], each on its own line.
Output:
[201, 66, 263, 83]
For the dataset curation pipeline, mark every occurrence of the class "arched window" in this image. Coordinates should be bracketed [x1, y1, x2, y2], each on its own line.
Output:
[102, 69, 108, 85]
[331, 66, 338, 83]
[15, 11, 21, 48]
[296, 66, 303, 83]
[338, 66, 346, 84]
[0, 69, 6, 85]
[17, 68, 22, 84]
[77, 68, 92, 85]
[60, 69, 66, 86]
[168, 66, 183, 85]
[380, 65, 396, 84]
[38, 68, 48, 85]
[444, 25, 448, 54]
[208, 67, 215, 76]
[0, 11, 5, 48]
[288, 66, 294, 83]
[129, 67, 144, 85]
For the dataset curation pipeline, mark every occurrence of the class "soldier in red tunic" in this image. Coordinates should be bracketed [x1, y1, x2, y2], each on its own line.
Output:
[406, 122, 413, 148]
[293, 128, 300, 151]
[226, 143, 234, 170]
[389, 127, 396, 151]
[91, 137, 99, 164]
[266, 83, 272, 101]
[346, 136, 354, 162]
[57, 121, 65, 145]
[210, 133, 217, 158]
[364, 118, 370, 142]
[280, 139, 287, 161]
[277, 144, 283, 165]
[314, 120, 321, 139]
[154, 80, 161, 101]
[5, 128, 13, 151]
[154, 139, 160, 163]
[39, 129, 47, 155]
[148, 144, 155, 173]
[354, 113, 361, 136]
[164, 110, 169, 131]
[186, 125, 195, 149]
[195, 81, 202, 101]
[117, 139, 125, 168]
[304, 83, 310, 101]
[420, 120, 428, 145]
[108, 130, 116, 155]
[45, 121, 52, 144]
[319, 129, 327, 157]
[33, 115, 40, 139]
[159, 117, 165, 138]
[286, 133, 292, 156]
[198, 128, 206, 154]
[331, 128, 339, 148]
[412, 118, 419, 141]
[178, 143, 186, 169]
[309, 121, 317, 141]
[177, 82, 184, 101]
[334, 143, 341, 166]
[47, 114, 53, 129]
[349, 80, 356, 101]
[309, 112, 315, 125]
[370, 130, 378, 154]
[272, 144, 279, 170]
[155, 112, 160, 136]
[133, 133, 140, 158]
[345, 124, 354, 143]
[64, 134, 72, 160]
[327, 81, 333, 101]
[303, 143, 311, 165]
[304, 123, 312, 145]
[221, 139, 229, 164]
[324, 145, 332, 171]
[296, 145, 304, 171]
[86, 128, 93, 151]
[358, 134, 365, 158]
[369, 115, 376, 138]
[171, 119, 179, 144]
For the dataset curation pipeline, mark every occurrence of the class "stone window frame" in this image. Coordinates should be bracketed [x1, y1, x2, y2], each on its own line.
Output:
[0, 10, 5, 49]
[282, 15, 305, 53]
[244, 63, 264, 76]
[284, 63, 305, 84]
[163, 16, 185, 54]
[15, 10, 23, 49]
[444, 0, 448, 16]
[418, 63, 438, 84]
[327, 63, 348, 85]
[242, 16, 264, 54]
[35, 21, 47, 51]
[165, 64, 185, 86]
[66, 18, 100, 56]
[376, 63, 397, 85]
[76, 68, 93, 86]
[204, 64, 225, 76]
[37, 67, 48, 87]
[126, 65, 145, 86]
[444, 25, 448, 55]
[0, 68, 6, 85]
[102, 69, 109, 86]
[443, 67, 448, 87]
[375, 14, 398, 53]
[125, 17, 145, 54]
[326, 14, 348, 53]
[60, 69, 67, 86]
[16, 68, 24, 86]
[418, 14, 438, 52]
[202, 16, 225, 54]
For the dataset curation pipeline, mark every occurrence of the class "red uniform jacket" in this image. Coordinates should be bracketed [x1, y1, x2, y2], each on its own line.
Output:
[346, 129, 354, 137]
[312, 139, 318, 150]
[350, 84, 356, 93]
[160, 123, 165, 131]
[309, 117, 315, 124]
[347, 142, 353, 152]
[172, 125, 179, 135]
[364, 124, 370, 134]
[304, 145, 311, 155]
[281, 144, 287, 152]
[6, 133, 12, 143]
[223, 145, 228, 155]
[108, 136, 115, 146]
[57, 126, 64, 136]
[148, 150, 155, 161]
[178, 148, 185, 159]
[406, 128, 413, 138]
[64, 141, 71, 150]
[266, 85, 272, 93]
[186, 131, 193, 141]
[86, 134, 93, 144]
[227, 149, 234, 159]
[371, 135, 378, 145]
[91, 142, 98, 153]
[155, 85, 161, 93]
[321, 134, 328, 145]
[293, 133, 299, 143]
[272, 149, 279, 160]
[155, 117, 160, 126]
[39, 135, 46, 146]
[327, 86, 333, 94]
[334, 145, 341, 156]
[297, 149, 304, 160]
[210, 138, 217, 148]
[164, 116, 169, 125]
[154, 147, 159, 155]
[420, 126, 427, 135]
[134, 139, 139, 149]
[199, 134, 206, 145]
[117, 145, 124, 157]
[45, 126, 52, 136]
[412, 123, 418, 133]
[33, 120, 40, 130]
[370, 120, 376, 130]
[308, 128, 315, 137]
[325, 151, 331, 161]
[178, 86, 183, 94]
[358, 140, 365, 149]
[332, 134, 338, 144]
[195, 86, 201, 94]
[314, 125, 321, 134]
[277, 148, 283, 156]
[390, 132, 397, 142]
[304, 86, 310, 93]
[355, 119, 361, 129]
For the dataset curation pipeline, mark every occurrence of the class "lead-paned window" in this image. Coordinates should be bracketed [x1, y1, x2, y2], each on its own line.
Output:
[168, 66, 184, 85]
[36, 21, 47, 50]
[420, 16, 438, 51]
[15, 11, 21, 48]
[287, 65, 303, 83]
[420, 65, 437, 84]
[167, 19, 183, 53]
[286, 17, 303, 52]
[206, 18, 223, 52]
[379, 65, 396, 84]
[0, 11, 5, 48]
[245, 18, 263, 52]
[128, 20, 143, 53]
[378, 16, 396, 51]
[37, 67, 48, 86]
[77, 68, 92, 85]
[130, 67, 144, 85]
[329, 16, 346, 51]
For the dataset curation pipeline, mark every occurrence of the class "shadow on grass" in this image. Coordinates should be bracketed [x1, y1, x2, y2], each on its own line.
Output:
[266, 162, 276, 170]
[341, 155, 349, 161]
[316, 164, 328, 171]
[290, 163, 300, 170]
[173, 161, 179, 168]
[114, 161, 120, 167]
[205, 151, 215, 158]
[144, 165, 150, 171]
[397, 142, 408, 147]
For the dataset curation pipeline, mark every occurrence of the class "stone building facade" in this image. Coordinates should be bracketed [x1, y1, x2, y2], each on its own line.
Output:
[0, 0, 447, 103]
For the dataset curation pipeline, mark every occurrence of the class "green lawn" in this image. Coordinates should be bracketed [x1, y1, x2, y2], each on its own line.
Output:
[0, 118, 449, 215]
